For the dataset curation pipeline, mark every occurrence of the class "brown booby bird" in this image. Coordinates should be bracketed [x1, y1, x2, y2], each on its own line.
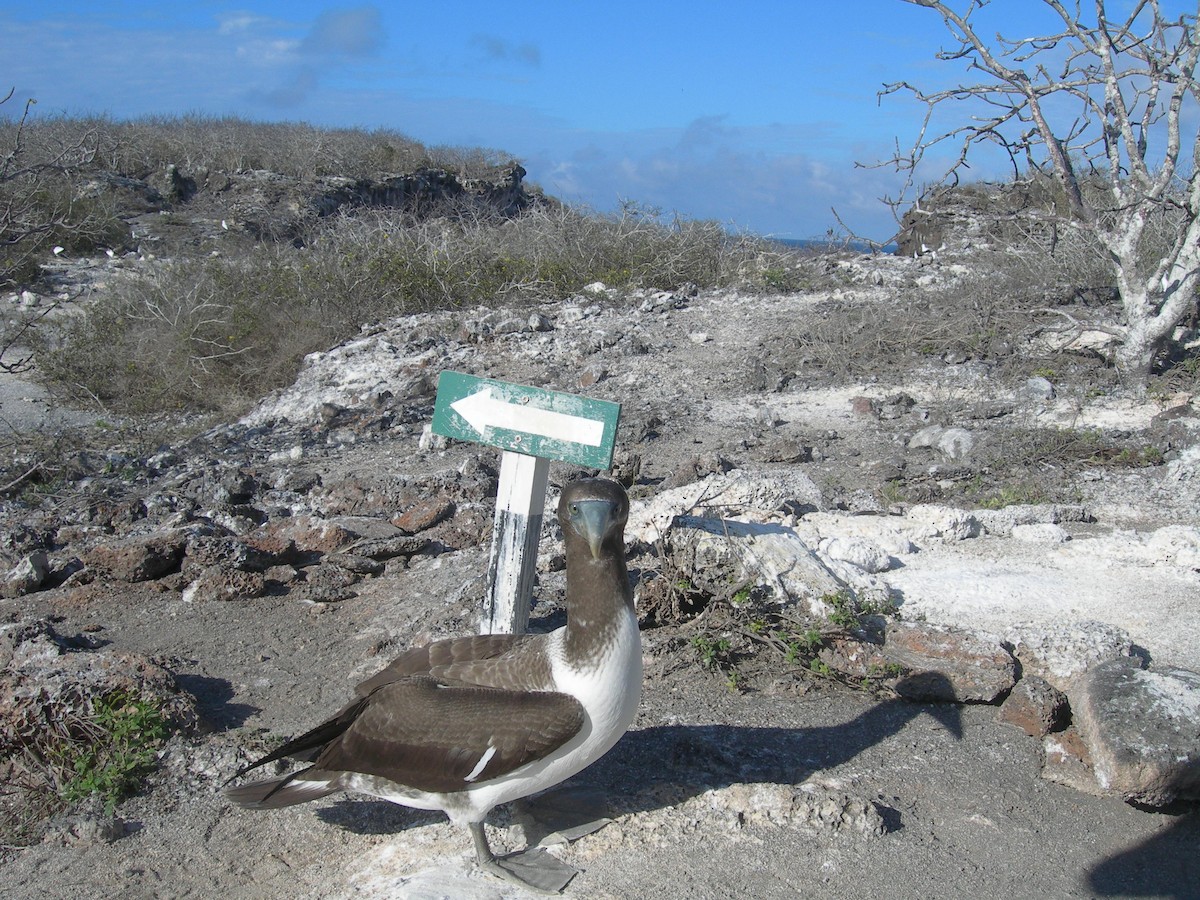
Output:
[225, 478, 641, 893]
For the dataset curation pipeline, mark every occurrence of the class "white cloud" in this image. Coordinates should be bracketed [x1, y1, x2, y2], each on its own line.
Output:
[234, 39, 301, 65]
[217, 13, 277, 36]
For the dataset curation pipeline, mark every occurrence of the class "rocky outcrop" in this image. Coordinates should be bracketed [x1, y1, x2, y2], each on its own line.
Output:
[83, 161, 539, 250]
[895, 181, 1081, 258]
[639, 471, 1196, 807]
[1071, 659, 1200, 806]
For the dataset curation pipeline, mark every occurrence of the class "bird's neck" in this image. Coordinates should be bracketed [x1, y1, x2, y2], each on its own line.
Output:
[563, 545, 634, 663]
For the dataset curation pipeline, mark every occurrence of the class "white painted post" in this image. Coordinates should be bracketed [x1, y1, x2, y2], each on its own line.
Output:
[482, 450, 551, 634]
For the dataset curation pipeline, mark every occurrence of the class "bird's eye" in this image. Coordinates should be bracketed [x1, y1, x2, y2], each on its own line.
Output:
[569, 503, 579, 515]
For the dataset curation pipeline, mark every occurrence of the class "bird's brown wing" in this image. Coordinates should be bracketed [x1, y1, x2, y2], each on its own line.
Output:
[315, 675, 585, 793]
[354, 633, 534, 695]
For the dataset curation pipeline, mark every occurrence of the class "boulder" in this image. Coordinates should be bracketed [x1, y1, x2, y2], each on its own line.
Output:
[1041, 727, 1103, 796]
[997, 675, 1068, 737]
[628, 469, 823, 545]
[181, 567, 268, 603]
[250, 515, 359, 555]
[1003, 620, 1138, 692]
[392, 496, 456, 534]
[2, 551, 49, 598]
[1071, 659, 1200, 806]
[909, 425, 975, 461]
[667, 516, 846, 618]
[820, 536, 894, 574]
[904, 505, 981, 543]
[882, 621, 1017, 703]
[183, 534, 279, 573]
[83, 532, 187, 582]
[349, 535, 430, 561]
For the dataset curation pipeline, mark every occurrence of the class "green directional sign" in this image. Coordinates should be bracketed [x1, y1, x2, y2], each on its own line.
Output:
[432, 371, 620, 469]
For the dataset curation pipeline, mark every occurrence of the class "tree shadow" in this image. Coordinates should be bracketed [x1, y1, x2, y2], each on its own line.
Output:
[1086, 808, 1200, 898]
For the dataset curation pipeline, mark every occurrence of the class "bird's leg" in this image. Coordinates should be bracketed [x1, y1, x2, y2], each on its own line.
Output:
[469, 820, 499, 866]
[468, 820, 579, 894]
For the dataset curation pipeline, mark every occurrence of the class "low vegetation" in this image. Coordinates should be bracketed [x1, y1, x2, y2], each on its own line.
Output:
[39, 202, 782, 416]
[1, 687, 171, 845]
[681, 582, 906, 694]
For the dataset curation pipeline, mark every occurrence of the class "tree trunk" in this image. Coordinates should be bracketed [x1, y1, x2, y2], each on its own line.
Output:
[1113, 324, 1159, 396]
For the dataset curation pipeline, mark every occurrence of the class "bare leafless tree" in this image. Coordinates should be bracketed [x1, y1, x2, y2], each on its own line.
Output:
[879, 0, 1200, 392]
[0, 89, 104, 287]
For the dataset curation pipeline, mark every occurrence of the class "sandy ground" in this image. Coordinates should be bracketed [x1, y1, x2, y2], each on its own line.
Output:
[2, 278, 1199, 898]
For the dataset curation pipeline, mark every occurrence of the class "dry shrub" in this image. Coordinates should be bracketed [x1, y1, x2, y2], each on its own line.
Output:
[792, 278, 1049, 381]
[42, 201, 770, 416]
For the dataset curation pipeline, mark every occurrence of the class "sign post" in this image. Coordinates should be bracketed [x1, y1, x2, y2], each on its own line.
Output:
[431, 371, 621, 634]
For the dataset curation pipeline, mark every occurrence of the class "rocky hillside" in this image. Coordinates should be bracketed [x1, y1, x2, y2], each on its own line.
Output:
[1, 117, 1198, 897]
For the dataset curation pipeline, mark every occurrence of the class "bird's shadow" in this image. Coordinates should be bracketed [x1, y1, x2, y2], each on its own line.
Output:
[570, 686, 962, 825]
[314, 676, 961, 837]
[316, 798, 443, 834]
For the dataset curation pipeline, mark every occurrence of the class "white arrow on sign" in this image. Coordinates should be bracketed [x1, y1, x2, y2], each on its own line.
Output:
[451, 388, 605, 447]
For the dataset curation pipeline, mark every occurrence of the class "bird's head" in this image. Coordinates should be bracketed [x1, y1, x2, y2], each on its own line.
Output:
[558, 478, 629, 561]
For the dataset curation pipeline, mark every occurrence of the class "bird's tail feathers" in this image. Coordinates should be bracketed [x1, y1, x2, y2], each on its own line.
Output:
[224, 768, 339, 809]
[226, 696, 369, 783]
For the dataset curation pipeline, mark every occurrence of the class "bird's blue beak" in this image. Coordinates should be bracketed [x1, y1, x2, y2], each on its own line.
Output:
[572, 499, 616, 560]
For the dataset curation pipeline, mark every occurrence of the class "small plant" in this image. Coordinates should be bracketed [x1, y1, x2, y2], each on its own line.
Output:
[809, 658, 834, 677]
[784, 629, 824, 664]
[56, 690, 169, 813]
[691, 634, 733, 671]
[867, 662, 907, 679]
[690, 632, 743, 691]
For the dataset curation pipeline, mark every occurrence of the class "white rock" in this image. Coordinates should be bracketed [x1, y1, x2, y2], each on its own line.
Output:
[1145, 525, 1200, 570]
[669, 516, 846, 615]
[628, 470, 823, 545]
[936, 426, 975, 460]
[1023, 376, 1056, 401]
[908, 425, 943, 451]
[905, 505, 981, 543]
[1011, 523, 1071, 544]
[908, 425, 974, 460]
[821, 536, 893, 573]
[1004, 620, 1137, 691]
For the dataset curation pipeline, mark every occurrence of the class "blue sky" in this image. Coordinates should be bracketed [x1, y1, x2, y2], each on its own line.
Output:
[0, 1, 1179, 239]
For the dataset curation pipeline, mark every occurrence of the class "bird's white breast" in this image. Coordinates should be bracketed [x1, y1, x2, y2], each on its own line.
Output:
[455, 606, 642, 819]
